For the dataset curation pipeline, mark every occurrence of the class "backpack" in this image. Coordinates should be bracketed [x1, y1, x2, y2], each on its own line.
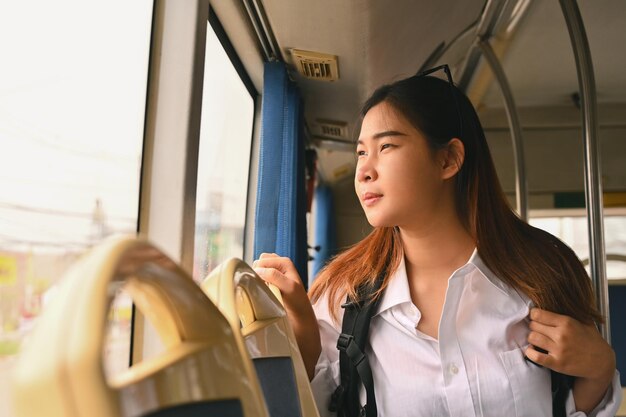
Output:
[327, 276, 573, 417]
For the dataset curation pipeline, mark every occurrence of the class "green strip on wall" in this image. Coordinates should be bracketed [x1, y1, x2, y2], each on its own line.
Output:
[554, 192, 586, 208]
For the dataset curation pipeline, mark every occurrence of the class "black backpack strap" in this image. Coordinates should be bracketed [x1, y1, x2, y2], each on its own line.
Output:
[551, 370, 574, 417]
[329, 276, 572, 417]
[526, 348, 574, 416]
[329, 278, 384, 417]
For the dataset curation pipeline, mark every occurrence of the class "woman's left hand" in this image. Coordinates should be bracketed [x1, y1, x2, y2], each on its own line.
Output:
[525, 308, 614, 379]
[525, 308, 616, 412]
[252, 253, 321, 379]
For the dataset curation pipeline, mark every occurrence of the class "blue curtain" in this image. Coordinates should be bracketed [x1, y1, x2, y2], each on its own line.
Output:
[254, 61, 308, 285]
[311, 183, 336, 282]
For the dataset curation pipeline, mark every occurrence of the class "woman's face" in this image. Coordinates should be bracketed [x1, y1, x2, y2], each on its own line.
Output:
[354, 101, 453, 230]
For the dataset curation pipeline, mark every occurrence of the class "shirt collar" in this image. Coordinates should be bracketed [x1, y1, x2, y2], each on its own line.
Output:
[375, 256, 412, 316]
[375, 248, 512, 316]
[467, 248, 512, 297]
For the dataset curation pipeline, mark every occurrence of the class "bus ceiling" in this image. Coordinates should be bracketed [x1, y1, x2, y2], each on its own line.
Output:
[226, 0, 626, 186]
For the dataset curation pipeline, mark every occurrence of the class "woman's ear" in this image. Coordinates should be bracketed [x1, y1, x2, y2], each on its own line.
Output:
[440, 138, 465, 180]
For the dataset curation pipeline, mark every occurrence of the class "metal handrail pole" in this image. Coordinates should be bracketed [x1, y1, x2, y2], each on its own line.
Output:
[478, 38, 528, 221]
[559, 0, 610, 341]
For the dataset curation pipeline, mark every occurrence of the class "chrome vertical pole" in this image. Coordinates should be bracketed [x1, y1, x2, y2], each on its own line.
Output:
[559, 0, 609, 341]
[478, 38, 528, 221]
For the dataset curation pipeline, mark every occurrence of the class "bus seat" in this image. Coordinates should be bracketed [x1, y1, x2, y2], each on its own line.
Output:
[11, 236, 269, 417]
[202, 258, 321, 417]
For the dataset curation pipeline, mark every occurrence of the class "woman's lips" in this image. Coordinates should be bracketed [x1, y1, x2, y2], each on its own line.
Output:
[362, 192, 383, 206]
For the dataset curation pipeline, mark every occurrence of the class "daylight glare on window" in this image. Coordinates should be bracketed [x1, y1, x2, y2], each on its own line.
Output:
[530, 214, 626, 280]
[0, 2, 152, 415]
[193, 22, 254, 282]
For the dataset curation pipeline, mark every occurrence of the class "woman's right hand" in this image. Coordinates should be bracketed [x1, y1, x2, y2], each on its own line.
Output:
[253, 253, 321, 380]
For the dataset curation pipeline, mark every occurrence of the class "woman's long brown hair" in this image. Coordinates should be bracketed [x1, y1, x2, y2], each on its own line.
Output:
[309, 74, 602, 325]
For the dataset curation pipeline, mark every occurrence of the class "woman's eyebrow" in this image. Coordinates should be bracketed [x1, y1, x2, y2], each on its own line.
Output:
[357, 130, 408, 144]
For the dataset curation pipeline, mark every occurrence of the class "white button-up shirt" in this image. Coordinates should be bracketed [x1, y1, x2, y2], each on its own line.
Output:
[310, 250, 622, 417]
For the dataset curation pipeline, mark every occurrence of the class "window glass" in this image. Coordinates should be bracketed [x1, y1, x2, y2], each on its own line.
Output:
[0, 2, 152, 414]
[531, 212, 626, 398]
[530, 213, 626, 280]
[193, 21, 255, 282]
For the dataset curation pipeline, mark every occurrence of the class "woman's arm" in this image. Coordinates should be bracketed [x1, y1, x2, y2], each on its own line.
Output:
[253, 253, 322, 379]
[524, 308, 616, 414]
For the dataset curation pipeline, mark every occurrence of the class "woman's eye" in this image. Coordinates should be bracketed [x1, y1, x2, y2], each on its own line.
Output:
[356, 149, 367, 156]
[381, 143, 393, 151]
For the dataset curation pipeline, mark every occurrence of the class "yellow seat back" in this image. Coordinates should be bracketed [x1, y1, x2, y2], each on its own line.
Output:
[202, 258, 320, 417]
[11, 237, 269, 417]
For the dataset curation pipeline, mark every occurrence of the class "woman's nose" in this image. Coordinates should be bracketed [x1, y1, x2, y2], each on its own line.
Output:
[356, 159, 377, 182]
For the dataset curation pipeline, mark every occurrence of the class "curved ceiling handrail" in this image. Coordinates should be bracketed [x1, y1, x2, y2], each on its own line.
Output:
[581, 253, 626, 266]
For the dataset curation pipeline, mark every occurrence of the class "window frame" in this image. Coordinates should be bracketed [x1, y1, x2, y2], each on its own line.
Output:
[132, 0, 261, 364]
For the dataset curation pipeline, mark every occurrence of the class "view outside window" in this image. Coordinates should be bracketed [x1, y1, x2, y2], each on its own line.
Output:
[0, 2, 152, 415]
[530, 213, 626, 280]
[193, 23, 255, 282]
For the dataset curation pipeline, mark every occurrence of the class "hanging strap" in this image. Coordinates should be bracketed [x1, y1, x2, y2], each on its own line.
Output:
[329, 278, 384, 417]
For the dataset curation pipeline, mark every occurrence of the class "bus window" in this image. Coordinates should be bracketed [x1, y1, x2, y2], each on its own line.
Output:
[0, 1, 152, 415]
[530, 210, 626, 392]
[529, 211, 626, 280]
[192, 13, 255, 282]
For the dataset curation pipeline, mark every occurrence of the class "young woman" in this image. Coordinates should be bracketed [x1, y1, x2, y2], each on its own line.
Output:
[253, 68, 621, 417]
